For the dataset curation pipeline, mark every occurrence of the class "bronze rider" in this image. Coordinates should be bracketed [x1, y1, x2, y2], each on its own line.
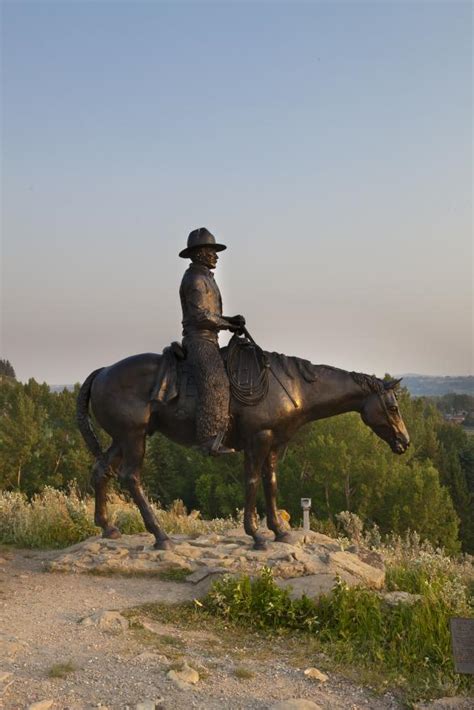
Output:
[179, 227, 245, 455]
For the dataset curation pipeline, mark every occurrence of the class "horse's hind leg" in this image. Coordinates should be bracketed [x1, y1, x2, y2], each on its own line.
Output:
[92, 442, 122, 539]
[119, 433, 172, 550]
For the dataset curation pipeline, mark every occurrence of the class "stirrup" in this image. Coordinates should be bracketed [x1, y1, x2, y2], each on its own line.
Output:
[201, 431, 236, 456]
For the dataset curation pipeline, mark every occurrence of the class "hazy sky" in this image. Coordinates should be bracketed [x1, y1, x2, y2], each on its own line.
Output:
[1, 0, 472, 383]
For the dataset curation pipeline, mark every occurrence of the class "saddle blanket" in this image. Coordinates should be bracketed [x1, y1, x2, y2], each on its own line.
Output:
[151, 336, 266, 406]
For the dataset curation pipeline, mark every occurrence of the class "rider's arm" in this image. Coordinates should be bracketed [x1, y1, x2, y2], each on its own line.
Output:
[185, 280, 232, 331]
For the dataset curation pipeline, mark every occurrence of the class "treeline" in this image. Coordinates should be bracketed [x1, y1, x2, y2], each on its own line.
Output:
[431, 393, 474, 414]
[0, 373, 473, 554]
[428, 393, 474, 427]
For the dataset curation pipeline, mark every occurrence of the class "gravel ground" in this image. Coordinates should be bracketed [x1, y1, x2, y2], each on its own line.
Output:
[0, 547, 403, 710]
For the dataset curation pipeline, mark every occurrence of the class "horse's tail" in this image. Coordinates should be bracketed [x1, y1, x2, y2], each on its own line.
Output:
[76, 368, 105, 461]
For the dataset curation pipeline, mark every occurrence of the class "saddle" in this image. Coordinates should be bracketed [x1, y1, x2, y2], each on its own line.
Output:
[151, 334, 269, 407]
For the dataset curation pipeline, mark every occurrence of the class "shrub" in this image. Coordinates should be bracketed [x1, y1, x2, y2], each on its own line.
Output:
[112, 505, 146, 535]
[47, 661, 76, 678]
[336, 511, 364, 543]
[203, 565, 473, 699]
[205, 566, 319, 631]
[0, 487, 98, 548]
[0, 489, 239, 548]
[309, 515, 338, 538]
[316, 577, 470, 675]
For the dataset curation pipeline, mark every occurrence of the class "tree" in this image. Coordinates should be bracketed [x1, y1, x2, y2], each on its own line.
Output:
[0, 388, 44, 491]
[369, 459, 459, 553]
[0, 372, 470, 553]
[435, 423, 474, 552]
[0, 359, 16, 379]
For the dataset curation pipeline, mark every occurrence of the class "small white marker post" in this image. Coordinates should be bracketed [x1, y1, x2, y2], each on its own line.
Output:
[301, 498, 312, 532]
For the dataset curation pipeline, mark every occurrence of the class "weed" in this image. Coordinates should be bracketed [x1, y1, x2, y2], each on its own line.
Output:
[204, 566, 319, 632]
[0, 488, 239, 549]
[233, 666, 254, 680]
[47, 661, 76, 678]
[158, 568, 190, 582]
[157, 633, 184, 648]
[203, 566, 474, 702]
[168, 660, 186, 672]
[0, 488, 98, 548]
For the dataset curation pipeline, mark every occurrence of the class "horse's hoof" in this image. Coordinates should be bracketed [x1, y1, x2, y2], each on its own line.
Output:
[253, 538, 268, 551]
[275, 532, 294, 545]
[154, 538, 174, 550]
[103, 526, 121, 540]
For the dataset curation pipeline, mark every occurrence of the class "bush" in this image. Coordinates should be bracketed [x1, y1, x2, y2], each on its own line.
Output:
[316, 578, 470, 676]
[0, 489, 239, 548]
[203, 565, 473, 699]
[111, 505, 146, 535]
[205, 566, 319, 631]
[0, 487, 98, 548]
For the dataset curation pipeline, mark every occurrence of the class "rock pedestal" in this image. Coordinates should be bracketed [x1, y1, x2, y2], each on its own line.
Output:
[46, 529, 385, 598]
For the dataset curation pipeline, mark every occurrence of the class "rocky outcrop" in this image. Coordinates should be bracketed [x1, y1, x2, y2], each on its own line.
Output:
[167, 662, 200, 690]
[303, 667, 328, 683]
[79, 609, 129, 632]
[46, 529, 385, 598]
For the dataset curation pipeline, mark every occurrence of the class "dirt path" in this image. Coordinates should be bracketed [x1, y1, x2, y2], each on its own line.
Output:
[0, 548, 402, 710]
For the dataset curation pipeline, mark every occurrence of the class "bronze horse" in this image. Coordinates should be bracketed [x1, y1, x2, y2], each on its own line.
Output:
[77, 349, 410, 550]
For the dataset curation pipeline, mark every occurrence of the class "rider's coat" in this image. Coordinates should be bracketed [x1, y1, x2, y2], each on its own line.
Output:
[179, 263, 230, 442]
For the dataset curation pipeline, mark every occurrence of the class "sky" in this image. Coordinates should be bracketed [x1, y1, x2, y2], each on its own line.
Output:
[1, 0, 472, 384]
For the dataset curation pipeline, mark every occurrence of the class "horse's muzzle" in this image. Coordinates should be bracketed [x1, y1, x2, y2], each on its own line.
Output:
[392, 435, 410, 455]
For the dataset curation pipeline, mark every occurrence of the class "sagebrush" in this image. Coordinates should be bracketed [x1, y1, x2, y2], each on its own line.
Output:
[0, 487, 238, 548]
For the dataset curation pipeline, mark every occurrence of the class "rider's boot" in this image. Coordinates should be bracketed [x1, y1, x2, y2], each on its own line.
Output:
[201, 430, 235, 456]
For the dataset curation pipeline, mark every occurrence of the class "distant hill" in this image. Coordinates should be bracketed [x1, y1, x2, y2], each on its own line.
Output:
[50, 384, 75, 393]
[399, 375, 474, 397]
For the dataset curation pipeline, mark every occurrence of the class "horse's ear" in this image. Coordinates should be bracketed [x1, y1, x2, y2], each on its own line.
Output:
[384, 378, 402, 390]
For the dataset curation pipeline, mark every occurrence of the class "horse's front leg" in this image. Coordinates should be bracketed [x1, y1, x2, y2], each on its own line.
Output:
[243, 431, 272, 550]
[262, 448, 293, 544]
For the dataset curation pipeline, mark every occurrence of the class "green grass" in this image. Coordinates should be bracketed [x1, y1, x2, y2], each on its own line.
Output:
[233, 666, 255, 680]
[157, 633, 184, 648]
[202, 566, 473, 703]
[86, 566, 191, 580]
[47, 661, 76, 678]
[157, 568, 190, 582]
[0, 488, 98, 549]
[0, 488, 237, 549]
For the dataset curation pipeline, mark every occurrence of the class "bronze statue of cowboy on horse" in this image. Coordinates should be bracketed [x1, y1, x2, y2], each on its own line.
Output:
[77, 228, 410, 550]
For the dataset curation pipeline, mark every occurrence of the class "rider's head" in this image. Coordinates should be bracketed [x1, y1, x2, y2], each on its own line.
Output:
[179, 228, 227, 265]
[190, 246, 219, 269]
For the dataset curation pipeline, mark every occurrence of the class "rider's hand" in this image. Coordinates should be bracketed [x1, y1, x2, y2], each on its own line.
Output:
[229, 315, 246, 329]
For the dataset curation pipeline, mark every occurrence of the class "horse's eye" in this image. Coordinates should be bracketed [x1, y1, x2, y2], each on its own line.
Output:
[389, 406, 398, 413]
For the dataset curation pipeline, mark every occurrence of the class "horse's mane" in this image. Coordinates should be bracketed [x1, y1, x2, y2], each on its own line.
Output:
[349, 370, 386, 395]
[266, 351, 385, 394]
[266, 351, 319, 383]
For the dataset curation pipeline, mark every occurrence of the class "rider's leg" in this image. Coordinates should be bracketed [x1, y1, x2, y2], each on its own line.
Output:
[186, 337, 234, 455]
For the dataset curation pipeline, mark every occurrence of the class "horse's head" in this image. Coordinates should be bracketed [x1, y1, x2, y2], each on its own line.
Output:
[360, 378, 410, 454]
